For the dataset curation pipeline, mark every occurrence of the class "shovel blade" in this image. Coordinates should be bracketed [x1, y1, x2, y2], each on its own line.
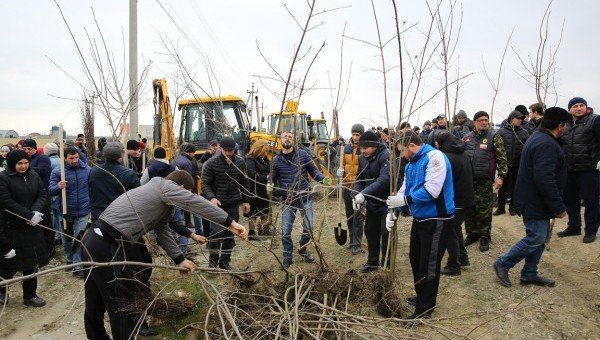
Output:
[334, 224, 348, 245]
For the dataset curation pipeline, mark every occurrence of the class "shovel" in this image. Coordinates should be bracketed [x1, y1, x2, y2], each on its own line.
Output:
[334, 143, 347, 246]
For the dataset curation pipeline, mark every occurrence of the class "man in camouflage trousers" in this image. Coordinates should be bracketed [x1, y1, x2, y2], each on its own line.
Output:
[463, 111, 508, 252]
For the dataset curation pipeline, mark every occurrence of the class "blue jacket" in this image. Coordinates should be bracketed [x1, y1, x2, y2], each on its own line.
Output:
[48, 160, 91, 219]
[29, 152, 52, 190]
[399, 143, 455, 220]
[355, 144, 390, 214]
[511, 129, 566, 220]
[272, 148, 324, 204]
[48, 154, 61, 210]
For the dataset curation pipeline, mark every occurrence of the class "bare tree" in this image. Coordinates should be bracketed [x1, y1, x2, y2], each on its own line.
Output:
[483, 28, 515, 122]
[513, 0, 564, 106]
[51, 1, 151, 140]
[80, 93, 96, 164]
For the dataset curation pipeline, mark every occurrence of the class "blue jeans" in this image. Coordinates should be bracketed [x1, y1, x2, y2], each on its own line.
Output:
[51, 207, 62, 241]
[497, 219, 549, 279]
[281, 199, 314, 261]
[62, 216, 89, 265]
[193, 215, 203, 235]
[172, 208, 189, 253]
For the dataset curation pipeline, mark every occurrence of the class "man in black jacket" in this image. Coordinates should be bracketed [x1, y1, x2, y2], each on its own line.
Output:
[558, 97, 600, 243]
[494, 111, 529, 215]
[494, 107, 570, 288]
[434, 131, 475, 275]
[89, 142, 141, 223]
[202, 137, 250, 270]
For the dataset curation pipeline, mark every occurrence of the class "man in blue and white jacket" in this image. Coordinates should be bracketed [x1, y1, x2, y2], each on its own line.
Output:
[387, 130, 454, 320]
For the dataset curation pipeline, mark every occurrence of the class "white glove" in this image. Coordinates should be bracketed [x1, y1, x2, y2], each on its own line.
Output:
[336, 168, 344, 178]
[3, 249, 16, 259]
[266, 183, 274, 193]
[386, 194, 406, 208]
[28, 211, 44, 226]
[597, 160, 600, 171]
[352, 193, 365, 211]
[385, 212, 397, 232]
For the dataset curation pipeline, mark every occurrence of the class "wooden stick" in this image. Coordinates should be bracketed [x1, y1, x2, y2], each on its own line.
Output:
[58, 124, 68, 230]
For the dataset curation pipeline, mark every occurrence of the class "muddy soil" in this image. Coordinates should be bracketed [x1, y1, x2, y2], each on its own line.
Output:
[1, 196, 598, 339]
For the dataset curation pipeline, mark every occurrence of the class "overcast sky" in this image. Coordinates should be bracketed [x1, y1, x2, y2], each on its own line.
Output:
[1, 0, 598, 136]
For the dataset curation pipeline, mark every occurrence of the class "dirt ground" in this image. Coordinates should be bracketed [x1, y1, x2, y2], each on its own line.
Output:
[1, 195, 598, 339]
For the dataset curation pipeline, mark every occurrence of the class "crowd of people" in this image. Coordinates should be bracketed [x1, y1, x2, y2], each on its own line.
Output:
[0, 96, 598, 337]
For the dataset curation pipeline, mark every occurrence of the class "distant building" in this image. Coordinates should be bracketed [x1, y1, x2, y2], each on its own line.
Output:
[0, 129, 19, 138]
[50, 126, 67, 140]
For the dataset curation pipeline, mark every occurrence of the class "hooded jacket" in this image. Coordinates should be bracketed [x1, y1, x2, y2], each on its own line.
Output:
[398, 143, 455, 220]
[437, 134, 474, 209]
[0, 152, 50, 271]
[48, 159, 91, 219]
[355, 144, 390, 214]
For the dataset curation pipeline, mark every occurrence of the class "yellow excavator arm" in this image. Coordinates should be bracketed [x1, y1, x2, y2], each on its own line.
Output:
[152, 78, 176, 159]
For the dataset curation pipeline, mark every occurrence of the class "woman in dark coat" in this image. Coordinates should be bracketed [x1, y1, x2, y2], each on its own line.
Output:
[0, 150, 50, 307]
[244, 140, 271, 240]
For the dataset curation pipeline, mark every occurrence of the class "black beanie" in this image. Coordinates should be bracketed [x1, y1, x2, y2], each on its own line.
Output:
[220, 137, 236, 150]
[514, 105, 528, 116]
[126, 139, 140, 151]
[6, 149, 29, 172]
[473, 111, 489, 121]
[568, 97, 587, 110]
[153, 147, 167, 159]
[543, 107, 570, 123]
[358, 131, 380, 148]
[23, 139, 37, 149]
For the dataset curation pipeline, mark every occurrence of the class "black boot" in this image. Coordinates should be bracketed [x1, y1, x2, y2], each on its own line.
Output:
[440, 266, 461, 276]
[479, 237, 490, 252]
[557, 227, 581, 238]
[464, 234, 478, 246]
[493, 209, 505, 216]
[360, 262, 379, 273]
[493, 261, 511, 287]
[583, 232, 597, 243]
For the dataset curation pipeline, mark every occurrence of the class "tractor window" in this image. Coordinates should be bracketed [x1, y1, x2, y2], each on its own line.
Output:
[189, 107, 206, 141]
[316, 122, 329, 141]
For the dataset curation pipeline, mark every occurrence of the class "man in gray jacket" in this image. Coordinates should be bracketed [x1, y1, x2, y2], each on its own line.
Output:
[82, 170, 247, 340]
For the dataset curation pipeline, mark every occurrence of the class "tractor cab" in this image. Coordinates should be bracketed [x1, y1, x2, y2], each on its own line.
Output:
[178, 95, 250, 156]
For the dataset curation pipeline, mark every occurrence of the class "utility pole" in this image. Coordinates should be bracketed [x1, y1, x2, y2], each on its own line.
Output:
[129, 0, 138, 140]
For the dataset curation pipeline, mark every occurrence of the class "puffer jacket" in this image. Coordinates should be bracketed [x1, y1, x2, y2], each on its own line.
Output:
[0, 166, 50, 271]
[48, 160, 91, 219]
[342, 140, 361, 187]
[272, 148, 325, 204]
[201, 153, 249, 207]
[245, 155, 270, 197]
[497, 124, 529, 167]
[355, 144, 390, 214]
[89, 160, 140, 221]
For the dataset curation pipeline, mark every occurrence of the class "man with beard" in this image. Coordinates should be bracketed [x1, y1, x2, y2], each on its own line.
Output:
[270, 131, 330, 269]
[202, 137, 250, 269]
[463, 111, 508, 252]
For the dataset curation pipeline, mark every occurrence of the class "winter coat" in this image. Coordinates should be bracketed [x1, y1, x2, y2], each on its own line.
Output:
[201, 153, 249, 208]
[561, 113, 600, 172]
[48, 160, 91, 219]
[497, 125, 529, 167]
[126, 155, 143, 177]
[174, 154, 194, 175]
[341, 140, 361, 188]
[147, 159, 175, 180]
[29, 152, 52, 190]
[245, 155, 270, 198]
[88, 160, 140, 221]
[355, 144, 390, 215]
[399, 143, 455, 219]
[48, 154, 61, 210]
[272, 148, 325, 205]
[0, 167, 50, 271]
[438, 136, 474, 209]
[511, 129, 567, 220]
